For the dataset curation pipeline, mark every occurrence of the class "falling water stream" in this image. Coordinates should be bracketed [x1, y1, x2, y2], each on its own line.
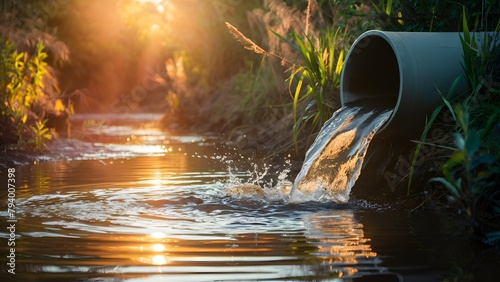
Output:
[1, 112, 498, 281]
[290, 104, 392, 203]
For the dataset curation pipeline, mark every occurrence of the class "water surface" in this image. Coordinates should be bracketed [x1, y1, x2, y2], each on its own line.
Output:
[1, 114, 498, 281]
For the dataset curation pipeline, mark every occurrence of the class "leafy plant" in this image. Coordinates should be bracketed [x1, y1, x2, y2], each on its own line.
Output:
[408, 5, 499, 190]
[1, 38, 29, 144]
[407, 76, 463, 195]
[1, 38, 58, 147]
[30, 119, 53, 150]
[371, 0, 394, 16]
[2, 41, 48, 111]
[371, 0, 500, 32]
[272, 27, 345, 152]
[10, 110, 28, 146]
[459, 6, 500, 99]
[371, 0, 404, 27]
[430, 104, 500, 240]
[406, 3, 500, 242]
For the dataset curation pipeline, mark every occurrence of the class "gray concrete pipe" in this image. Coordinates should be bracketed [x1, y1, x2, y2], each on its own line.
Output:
[340, 30, 496, 138]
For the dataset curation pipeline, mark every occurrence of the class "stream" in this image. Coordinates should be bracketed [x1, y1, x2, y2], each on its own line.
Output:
[1, 113, 499, 281]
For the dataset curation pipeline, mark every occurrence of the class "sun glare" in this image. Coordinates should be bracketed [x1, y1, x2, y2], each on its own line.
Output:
[152, 243, 166, 252]
[136, 0, 166, 13]
[152, 255, 168, 265]
[150, 232, 166, 239]
[136, 0, 162, 4]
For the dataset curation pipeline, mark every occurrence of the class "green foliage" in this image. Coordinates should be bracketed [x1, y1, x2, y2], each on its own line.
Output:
[0, 38, 55, 148]
[218, 0, 387, 154]
[30, 119, 52, 150]
[430, 104, 500, 240]
[408, 6, 500, 242]
[11, 42, 47, 109]
[407, 76, 463, 195]
[1, 38, 29, 144]
[371, 0, 394, 16]
[371, 0, 500, 32]
[0, 39, 14, 105]
[0, 0, 70, 62]
[10, 109, 28, 146]
[208, 59, 283, 130]
[272, 28, 345, 152]
[163, 0, 259, 86]
[459, 6, 500, 99]
[0, 40, 49, 110]
[239, 56, 274, 122]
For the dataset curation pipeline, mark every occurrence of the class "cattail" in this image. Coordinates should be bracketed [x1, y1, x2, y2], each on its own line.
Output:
[225, 22, 266, 55]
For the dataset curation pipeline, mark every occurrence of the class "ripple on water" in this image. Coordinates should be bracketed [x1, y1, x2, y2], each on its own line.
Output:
[0, 119, 404, 281]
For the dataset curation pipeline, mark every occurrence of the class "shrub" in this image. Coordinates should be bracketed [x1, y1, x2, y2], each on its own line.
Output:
[0, 39, 59, 149]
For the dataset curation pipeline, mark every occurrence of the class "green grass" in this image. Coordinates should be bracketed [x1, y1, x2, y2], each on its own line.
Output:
[271, 27, 345, 153]
[408, 6, 500, 243]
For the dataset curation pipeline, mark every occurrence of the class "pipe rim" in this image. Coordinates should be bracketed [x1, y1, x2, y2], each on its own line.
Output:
[340, 30, 402, 134]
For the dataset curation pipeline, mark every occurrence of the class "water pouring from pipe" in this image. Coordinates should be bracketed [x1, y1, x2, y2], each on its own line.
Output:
[288, 31, 498, 202]
[289, 103, 392, 203]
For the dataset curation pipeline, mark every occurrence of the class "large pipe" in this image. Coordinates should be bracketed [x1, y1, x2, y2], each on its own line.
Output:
[340, 30, 496, 138]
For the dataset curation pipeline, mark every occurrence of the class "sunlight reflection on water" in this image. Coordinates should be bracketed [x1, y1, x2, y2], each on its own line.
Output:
[0, 114, 455, 281]
[1, 152, 389, 281]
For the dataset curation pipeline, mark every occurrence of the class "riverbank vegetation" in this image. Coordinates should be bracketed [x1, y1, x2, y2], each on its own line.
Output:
[1, 0, 499, 245]
[1, 0, 69, 149]
[408, 9, 500, 244]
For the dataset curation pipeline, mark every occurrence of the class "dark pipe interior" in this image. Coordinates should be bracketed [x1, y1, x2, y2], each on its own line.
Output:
[342, 36, 400, 108]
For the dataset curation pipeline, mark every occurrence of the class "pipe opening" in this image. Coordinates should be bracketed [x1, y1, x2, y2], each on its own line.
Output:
[341, 35, 399, 108]
[340, 31, 494, 138]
